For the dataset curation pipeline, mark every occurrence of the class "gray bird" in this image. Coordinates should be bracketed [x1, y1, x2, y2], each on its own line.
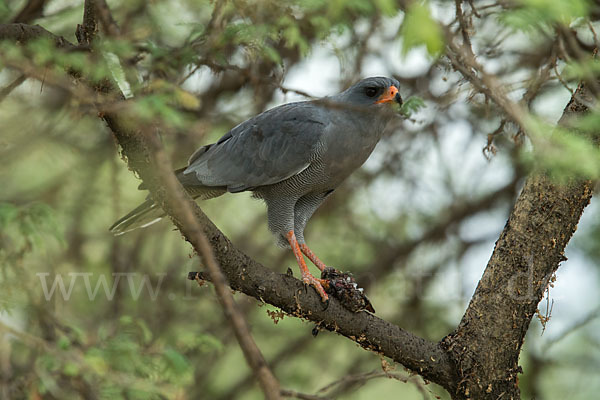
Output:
[110, 76, 402, 304]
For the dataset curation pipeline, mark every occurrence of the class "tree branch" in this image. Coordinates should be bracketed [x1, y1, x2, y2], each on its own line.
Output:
[142, 129, 282, 400]
[77, 0, 98, 45]
[94, 0, 120, 37]
[77, 7, 284, 397]
[0, 74, 26, 103]
[442, 82, 594, 398]
[445, 26, 532, 137]
[0, 23, 75, 49]
[10, 0, 48, 24]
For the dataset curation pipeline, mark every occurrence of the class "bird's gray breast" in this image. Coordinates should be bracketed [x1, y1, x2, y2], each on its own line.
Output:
[318, 112, 387, 185]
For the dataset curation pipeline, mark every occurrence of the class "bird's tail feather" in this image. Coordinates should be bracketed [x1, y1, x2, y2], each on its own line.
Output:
[109, 199, 164, 235]
[110, 175, 227, 236]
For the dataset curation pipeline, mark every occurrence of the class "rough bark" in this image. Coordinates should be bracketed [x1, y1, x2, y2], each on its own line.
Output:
[441, 83, 594, 399]
[0, 23, 75, 49]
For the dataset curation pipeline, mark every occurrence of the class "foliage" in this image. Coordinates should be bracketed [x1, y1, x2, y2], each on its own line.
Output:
[399, 95, 426, 118]
[499, 0, 590, 32]
[399, 2, 444, 57]
[0, 0, 599, 399]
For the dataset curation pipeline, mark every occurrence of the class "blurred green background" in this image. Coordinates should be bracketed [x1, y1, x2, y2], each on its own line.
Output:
[1, 0, 600, 399]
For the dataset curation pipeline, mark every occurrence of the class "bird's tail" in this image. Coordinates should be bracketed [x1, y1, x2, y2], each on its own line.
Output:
[109, 199, 164, 235]
[109, 169, 226, 236]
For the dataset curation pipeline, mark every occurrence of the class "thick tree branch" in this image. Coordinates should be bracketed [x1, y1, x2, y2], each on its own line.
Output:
[441, 16, 596, 398]
[441, 84, 594, 398]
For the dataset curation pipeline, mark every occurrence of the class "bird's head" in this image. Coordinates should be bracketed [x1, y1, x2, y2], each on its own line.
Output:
[336, 77, 403, 108]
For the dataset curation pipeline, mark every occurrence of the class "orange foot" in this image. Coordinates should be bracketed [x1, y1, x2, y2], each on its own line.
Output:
[286, 230, 329, 307]
[299, 243, 327, 272]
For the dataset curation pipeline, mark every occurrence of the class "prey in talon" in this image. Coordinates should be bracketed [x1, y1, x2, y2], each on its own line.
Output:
[321, 267, 375, 313]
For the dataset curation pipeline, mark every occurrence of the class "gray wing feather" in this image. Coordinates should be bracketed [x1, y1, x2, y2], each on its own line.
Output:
[184, 102, 328, 192]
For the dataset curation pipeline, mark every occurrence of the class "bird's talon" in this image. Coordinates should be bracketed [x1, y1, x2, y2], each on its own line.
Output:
[322, 298, 329, 310]
[312, 326, 319, 337]
[300, 273, 329, 304]
[303, 281, 309, 293]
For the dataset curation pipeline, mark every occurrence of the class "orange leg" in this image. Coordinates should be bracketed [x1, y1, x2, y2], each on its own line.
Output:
[299, 243, 327, 272]
[286, 230, 329, 303]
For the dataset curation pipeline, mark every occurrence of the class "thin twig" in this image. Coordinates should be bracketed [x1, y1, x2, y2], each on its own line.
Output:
[280, 389, 329, 400]
[316, 369, 430, 399]
[544, 306, 600, 350]
[444, 25, 534, 140]
[318, 370, 407, 393]
[588, 21, 599, 50]
[521, 48, 558, 107]
[557, 25, 600, 97]
[95, 0, 121, 37]
[144, 131, 282, 400]
[455, 0, 474, 58]
[73, 4, 282, 397]
[352, 15, 379, 78]
[553, 63, 575, 95]
[10, 0, 47, 23]
[0, 74, 26, 103]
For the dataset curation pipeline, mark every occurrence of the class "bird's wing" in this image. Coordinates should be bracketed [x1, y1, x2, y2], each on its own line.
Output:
[183, 102, 329, 192]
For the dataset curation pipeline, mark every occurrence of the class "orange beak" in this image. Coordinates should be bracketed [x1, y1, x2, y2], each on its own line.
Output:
[375, 85, 400, 104]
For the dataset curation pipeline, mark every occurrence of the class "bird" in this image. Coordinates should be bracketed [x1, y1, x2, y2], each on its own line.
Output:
[110, 76, 402, 305]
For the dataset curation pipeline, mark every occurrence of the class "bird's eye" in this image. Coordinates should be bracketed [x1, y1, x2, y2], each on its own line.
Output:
[365, 87, 378, 97]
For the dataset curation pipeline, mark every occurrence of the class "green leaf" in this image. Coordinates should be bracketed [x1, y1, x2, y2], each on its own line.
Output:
[0, 0, 10, 20]
[62, 362, 80, 377]
[522, 119, 600, 181]
[263, 45, 282, 64]
[399, 2, 444, 57]
[374, 0, 398, 16]
[135, 319, 153, 344]
[26, 38, 55, 66]
[309, 15, 331, 36]
[400, 96, 426, 117]
[562, 59, 600, 81]
[57, 335, 71, 350]
[176, 331, 224, 353]
[85, 351, 109, 375]
[0, 203, 18, 228]
[499, 0, 589, 32]
[162, 347, 190, 377]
